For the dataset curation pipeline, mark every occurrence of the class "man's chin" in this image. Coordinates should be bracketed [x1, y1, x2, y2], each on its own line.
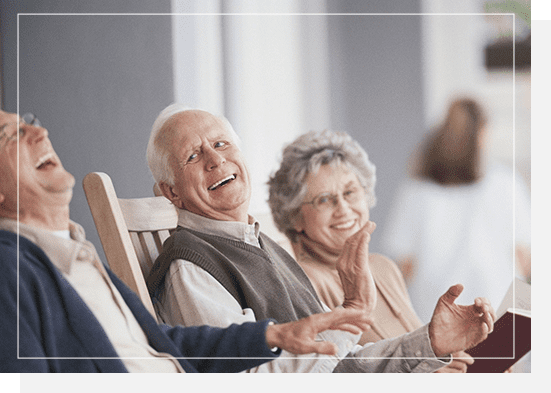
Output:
[42, 177, 76, 199]
[207, 196, 250, 221]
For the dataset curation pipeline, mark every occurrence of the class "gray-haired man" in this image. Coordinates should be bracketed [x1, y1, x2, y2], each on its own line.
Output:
[0, 108, 373, 373]
[146, 103, 496, 373]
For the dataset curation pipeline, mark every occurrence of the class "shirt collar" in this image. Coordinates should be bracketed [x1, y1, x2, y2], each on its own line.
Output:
[0, 218, 89, 275]
[177, 209, 261, 246]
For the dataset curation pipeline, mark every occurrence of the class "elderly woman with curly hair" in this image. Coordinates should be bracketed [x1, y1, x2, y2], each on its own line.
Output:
[268, 129, 473, 373]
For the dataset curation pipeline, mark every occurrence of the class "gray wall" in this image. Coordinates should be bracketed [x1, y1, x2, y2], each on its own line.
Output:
[2, 0, 426, 258]
[2, 0, 173, 262]
[327, 1, 425, 253]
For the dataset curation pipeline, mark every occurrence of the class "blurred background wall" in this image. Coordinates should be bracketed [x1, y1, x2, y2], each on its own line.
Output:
[0, 0, 530, 261]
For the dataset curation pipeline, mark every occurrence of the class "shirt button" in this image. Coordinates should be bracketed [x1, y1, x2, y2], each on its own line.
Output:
[415, 350, 422, 357]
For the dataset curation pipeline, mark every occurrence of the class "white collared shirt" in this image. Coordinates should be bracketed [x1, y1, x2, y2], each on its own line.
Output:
[0, 218, 183, 373]
[154, 209, 449, 373]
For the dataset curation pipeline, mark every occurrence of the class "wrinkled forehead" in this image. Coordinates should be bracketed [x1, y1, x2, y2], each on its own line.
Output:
[0, 111, 20, 130]
[0, 112, 20, 169]
[159, 110, 235, 150]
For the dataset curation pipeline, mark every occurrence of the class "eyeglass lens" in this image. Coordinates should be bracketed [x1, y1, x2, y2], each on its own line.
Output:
[0, 113, 41, 147]
[312, 188, 363, 210]
[22, 113, 41, 127]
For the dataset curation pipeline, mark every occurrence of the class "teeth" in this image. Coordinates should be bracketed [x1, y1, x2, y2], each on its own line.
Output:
[208, 174, 236, 191]
[35, 152, 55, 169]
[332, 220, 356, 230]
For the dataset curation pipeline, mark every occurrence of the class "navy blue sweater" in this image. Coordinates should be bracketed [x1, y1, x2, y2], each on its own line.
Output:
[0, 230, 279, 373]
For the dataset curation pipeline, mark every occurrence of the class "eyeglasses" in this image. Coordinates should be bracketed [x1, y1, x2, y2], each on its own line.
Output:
[302, 186, 365, 212]
[0, 113, 41, 150]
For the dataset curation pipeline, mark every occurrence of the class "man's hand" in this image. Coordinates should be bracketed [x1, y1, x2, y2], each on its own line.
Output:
[434, 351, 474, 373]
[428, 284, 496, 357]
[336, 221, 377, 315]
[265, 308, 372, 355]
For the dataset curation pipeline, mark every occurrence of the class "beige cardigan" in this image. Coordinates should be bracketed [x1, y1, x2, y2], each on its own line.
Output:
[297, 250, 423, 345]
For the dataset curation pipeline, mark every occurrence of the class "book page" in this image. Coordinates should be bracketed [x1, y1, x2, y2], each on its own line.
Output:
[496, 277, 531, 318]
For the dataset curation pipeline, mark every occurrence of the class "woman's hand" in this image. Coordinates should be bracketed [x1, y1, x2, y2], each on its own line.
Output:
[336, 221, 377, 316]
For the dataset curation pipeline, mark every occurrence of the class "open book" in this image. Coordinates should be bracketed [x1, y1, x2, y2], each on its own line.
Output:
[465, 277, 531, 373]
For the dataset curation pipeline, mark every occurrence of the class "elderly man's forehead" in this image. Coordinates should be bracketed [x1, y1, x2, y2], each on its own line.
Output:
[157, 110, 230, 144]
[0, 110, 19, 125]
[170, 109, 224, 131]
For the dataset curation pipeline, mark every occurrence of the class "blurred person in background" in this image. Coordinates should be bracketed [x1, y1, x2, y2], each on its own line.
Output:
[146, 104, 497, 373]
[268, 129, 474, 372]
[381, 98, 531, 325]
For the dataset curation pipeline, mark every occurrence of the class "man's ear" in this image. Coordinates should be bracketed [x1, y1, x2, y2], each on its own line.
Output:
[158, 182, 184, 209]
[0, 192, 8, 218]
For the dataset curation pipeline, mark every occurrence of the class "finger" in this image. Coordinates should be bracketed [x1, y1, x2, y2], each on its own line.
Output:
[441, 365, 464, 373]
[344, 222, 372, 251]
[338, 319, 372, 331]
[447, 362, 468, 373]
[457, 363, 468, 373]
[489, 305, 497, 322]
[337, 223, 373, 271]
[483, 311, 494, 334]
[327, 309, 372, 331]
[473, 299, 495, 333]
[348, 228, 372, 271]
[358, 228, 370, 255]
[306, 341, 338, 356]
[484, 300, 497, 322]
[337, 237, 353, 268]
[362, 220, 377, 235]
[327, 322, 365, 335]
[310, 309, 364, 332]
[452, 351, 475, 365]
[440, 283, 464, 304]
[359, 221, 375, 241]
[474, 297, 496, 320]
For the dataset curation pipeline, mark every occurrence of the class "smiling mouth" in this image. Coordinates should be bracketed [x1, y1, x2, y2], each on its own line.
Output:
[35, 152, 57, 170]
[331, 220, 356, 230]
[208, 174, 236, 191]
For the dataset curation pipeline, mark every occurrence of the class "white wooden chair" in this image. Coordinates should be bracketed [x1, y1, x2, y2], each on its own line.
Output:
[82, 172, 178, 320]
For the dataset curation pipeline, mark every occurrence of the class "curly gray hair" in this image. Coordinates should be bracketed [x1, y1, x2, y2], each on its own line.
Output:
[268, 129, 376, 243]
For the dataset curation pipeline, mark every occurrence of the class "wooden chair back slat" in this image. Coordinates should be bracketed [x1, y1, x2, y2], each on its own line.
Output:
[83, 172, 178, 321]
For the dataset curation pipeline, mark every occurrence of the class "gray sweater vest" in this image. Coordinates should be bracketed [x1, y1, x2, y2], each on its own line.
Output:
[147, 226, 324, 323]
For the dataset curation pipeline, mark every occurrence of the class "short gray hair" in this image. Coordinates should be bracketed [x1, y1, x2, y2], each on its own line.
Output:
[267, 129, 376, 243]
[146, 103, 240, 186]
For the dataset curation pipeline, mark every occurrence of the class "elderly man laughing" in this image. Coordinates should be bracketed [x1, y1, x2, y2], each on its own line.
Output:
[0, 108, 375, 373]
[145, 103, 496, 373]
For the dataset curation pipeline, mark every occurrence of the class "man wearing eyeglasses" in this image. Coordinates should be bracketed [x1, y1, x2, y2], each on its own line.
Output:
[145, 103, 496, 373]
[0, 108, 377, 373]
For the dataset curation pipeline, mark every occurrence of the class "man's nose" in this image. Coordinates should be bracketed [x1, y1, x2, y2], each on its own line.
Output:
[204, 147, 226, 170]
[25, 123, 48, 143]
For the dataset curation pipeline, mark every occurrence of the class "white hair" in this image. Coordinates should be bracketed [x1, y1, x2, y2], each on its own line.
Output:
[146, 103, 241, 186]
